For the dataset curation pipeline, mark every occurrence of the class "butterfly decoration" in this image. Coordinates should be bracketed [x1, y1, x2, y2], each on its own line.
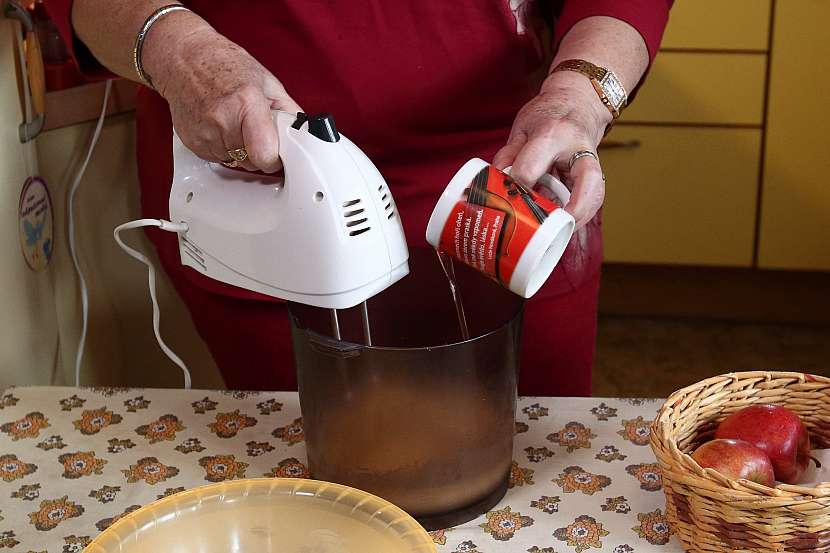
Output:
[23, 215, 45, 247]
[42, 238, 52, 260]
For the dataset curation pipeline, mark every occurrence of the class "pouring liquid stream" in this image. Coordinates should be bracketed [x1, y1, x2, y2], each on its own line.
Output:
[436, 250, 470, 341]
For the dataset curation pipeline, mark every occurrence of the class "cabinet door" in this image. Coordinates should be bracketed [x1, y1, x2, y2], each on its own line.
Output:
[601, 127, 761, 266]
[662, 0, 771, 51]
[0, 19, 60, 384]
[757, 0, 830, 270]
[621, 53, 767, 125]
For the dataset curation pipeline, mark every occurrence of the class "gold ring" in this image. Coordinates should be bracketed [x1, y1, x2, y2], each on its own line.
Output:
[221, 148, 247, 168]
[227, 147, 248, 162]
[228, 147, 248, 163]
[569, 150, 599, 170]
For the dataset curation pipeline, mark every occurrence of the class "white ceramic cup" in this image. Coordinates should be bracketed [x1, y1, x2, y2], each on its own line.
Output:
[425, 158, 575, 298]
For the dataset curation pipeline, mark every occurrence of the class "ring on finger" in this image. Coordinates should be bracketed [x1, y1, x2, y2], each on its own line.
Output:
[227, 147, 248, 162]
[569, 150, 599, 170]
[221, 147, 248, 168]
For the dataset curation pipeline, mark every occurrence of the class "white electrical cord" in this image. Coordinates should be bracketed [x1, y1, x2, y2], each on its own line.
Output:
[113, 219, 192, 389]
[69, 79, 112, 388]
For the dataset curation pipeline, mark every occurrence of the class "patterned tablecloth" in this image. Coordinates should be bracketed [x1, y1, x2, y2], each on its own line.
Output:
[0, 387, 682, 553]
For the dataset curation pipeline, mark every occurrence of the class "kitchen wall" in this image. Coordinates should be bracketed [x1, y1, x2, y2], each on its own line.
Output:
[35, 113, 224, 388]
[0, 17, 61, 385]
[1, 16, 223, 388]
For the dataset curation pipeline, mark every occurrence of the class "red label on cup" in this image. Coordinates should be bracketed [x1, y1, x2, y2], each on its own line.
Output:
[438, 165, 560, 287]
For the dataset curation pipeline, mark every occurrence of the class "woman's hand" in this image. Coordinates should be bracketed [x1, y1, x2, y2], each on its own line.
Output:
[145, 24, 302, 173]
[493, 71, 611, 230]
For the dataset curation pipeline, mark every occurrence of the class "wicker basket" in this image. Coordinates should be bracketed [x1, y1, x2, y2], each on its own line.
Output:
[651, 371, 830, 553]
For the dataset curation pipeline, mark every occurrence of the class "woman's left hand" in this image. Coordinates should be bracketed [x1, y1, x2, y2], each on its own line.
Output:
[493, 71, 612, 230]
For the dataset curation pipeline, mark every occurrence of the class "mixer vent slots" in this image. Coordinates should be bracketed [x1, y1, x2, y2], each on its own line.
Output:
[342, 198, 371, 237]
[377, 183, 396, 220]
[181, 235, 206, 269]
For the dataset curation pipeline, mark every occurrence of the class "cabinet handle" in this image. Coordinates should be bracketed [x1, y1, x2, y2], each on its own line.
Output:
[599, 139, 641, 150]
[4, 0, 46, 143]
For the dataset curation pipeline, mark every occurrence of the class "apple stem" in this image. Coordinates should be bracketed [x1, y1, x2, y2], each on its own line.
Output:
[810, 455, 822, 469]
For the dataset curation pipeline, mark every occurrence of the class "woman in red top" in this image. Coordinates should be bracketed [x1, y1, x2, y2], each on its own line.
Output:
[48, 0, 671, 395]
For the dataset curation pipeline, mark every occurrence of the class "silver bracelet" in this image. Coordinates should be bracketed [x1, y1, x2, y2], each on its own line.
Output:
[133, 4, 191, 88]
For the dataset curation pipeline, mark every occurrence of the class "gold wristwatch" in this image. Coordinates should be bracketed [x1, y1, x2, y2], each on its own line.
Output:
[551, 59, 628, 120]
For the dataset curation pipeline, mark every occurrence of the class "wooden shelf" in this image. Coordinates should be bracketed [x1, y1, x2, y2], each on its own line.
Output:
[43, 79, 138, 131]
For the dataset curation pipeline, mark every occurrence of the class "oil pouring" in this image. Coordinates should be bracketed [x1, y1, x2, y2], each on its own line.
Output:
[426, 158, 575, 298]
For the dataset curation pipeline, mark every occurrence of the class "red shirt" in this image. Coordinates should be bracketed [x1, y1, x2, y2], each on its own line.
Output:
[48, 0, 670, 300]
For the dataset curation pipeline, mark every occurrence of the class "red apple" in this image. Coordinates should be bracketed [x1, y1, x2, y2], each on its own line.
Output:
[691, 439, 775, 487]
[715, 404, 816, 484]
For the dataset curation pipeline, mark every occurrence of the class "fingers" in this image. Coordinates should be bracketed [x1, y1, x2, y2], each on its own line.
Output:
[240, 92, 282, 173]
[508, 132, 564, 187]
[263, 76, 303, 115]
[178, 83, 303, 174]
[534, 172, 572, 206]
[502, 110, 604, 228]
[271, 92, 303, 116]
[175, 120, 226, 166]
[565, 154, 605, 230]
[237, 85, 304, 173]
[492, 133, 527, 170]
[238, 78, 303, 173]
[506, 131, 605, 228]
[211, 107, 259, 171]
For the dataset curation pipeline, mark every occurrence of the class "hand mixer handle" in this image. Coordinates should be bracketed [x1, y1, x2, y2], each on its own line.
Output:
[273, 110, 342, 175]
[169, 111, 336, 174]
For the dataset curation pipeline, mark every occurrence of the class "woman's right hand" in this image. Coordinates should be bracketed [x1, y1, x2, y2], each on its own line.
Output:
[144, 22, 302, 173]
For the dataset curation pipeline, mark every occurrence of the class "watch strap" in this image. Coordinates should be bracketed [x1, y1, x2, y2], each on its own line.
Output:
[551, 59, 626, 121]
[553, 59, 608, 82]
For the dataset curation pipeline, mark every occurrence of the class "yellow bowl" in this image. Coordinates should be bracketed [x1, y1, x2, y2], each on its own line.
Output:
[85, 478, 436, 553]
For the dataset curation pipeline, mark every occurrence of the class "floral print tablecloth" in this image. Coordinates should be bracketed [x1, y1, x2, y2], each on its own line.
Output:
[0, 387, 681, 553]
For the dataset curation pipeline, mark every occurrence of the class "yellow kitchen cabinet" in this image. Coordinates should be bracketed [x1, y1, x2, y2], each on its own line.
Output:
[757, 0, 830, 270]
[601, 127, 761, 266]
[622, 53, 766, 125]
[662, 0, 771, 51]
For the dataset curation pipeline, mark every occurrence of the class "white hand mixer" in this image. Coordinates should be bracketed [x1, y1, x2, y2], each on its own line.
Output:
[114, 111, 410, 386]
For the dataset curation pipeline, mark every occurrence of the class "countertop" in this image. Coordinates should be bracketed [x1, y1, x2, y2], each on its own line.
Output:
[0, 387, 680, 552]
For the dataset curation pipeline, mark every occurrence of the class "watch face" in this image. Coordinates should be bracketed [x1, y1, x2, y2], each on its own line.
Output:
[600, 72, 627, 110]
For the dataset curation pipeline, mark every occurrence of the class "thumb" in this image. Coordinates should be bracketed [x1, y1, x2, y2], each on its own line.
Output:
[263, 75, 303, 114]
[565, 156, 605, 229]
[257, 77, 303, 173]
[272, 94, 303, 116]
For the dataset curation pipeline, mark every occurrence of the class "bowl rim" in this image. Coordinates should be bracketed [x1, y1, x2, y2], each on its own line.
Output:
[85, 477, 437, 552]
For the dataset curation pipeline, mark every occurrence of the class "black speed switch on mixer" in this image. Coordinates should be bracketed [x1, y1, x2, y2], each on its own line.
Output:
[291, 112, 309, 130]
[306, 113, 341, 143]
